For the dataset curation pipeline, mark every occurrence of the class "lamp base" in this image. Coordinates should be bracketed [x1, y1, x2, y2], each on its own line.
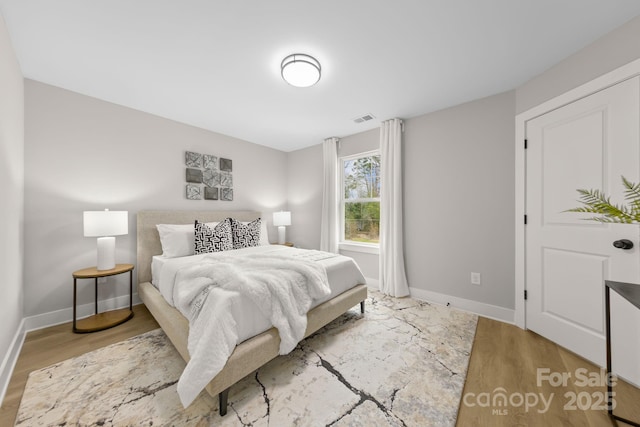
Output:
[96, 236, 116, 270]
[277, 226, 286, 245]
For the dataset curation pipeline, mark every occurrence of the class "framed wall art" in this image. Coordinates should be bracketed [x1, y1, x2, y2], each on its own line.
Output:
[184, 151, 233, 201]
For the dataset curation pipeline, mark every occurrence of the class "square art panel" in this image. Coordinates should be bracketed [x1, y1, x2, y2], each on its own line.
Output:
[186, 184, 202, 200]
[184, 151, 232, 200]
[203, 155, 218, 170]
[220, 171, 233, 187]
[186, 168, 203, 183]
[185, 151, 203, 168]
[221, 187, 233, 201]
[204, 187, 219, 200]
[203, 169, 221, 187]
[220, 158, 232, 172]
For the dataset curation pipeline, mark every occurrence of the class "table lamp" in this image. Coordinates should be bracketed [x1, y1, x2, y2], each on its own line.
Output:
[83, 209, 128, 270]
[273, 211, 291, 245]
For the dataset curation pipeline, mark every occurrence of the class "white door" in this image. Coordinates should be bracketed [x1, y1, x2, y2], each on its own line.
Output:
[526, 76, 640, 382]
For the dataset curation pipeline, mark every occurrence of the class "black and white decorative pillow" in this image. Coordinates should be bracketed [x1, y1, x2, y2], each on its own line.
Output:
[230, 218, 261, 250]
[194, 219, 233, 254]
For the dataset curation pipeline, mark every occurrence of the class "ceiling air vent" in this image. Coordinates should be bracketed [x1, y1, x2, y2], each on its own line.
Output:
[353, 113, 375, 124]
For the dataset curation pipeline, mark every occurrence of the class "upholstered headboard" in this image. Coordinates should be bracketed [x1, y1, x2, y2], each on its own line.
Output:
[136, 210, 262, 284]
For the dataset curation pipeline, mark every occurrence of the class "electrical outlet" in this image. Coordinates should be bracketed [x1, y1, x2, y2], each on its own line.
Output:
[471, 272, 481, 285]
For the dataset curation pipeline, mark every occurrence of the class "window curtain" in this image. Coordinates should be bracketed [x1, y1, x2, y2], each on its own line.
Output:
[320, 137, 339, 253]
[379, 118, 410, 297]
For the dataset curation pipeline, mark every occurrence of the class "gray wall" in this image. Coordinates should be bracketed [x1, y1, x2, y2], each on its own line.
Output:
[404, 91, 516, 309]
[517, 15, 640, 114]
[24, 80, 288, 317]
[287, 143, 322, 250]
[339, 128, 379, 158]
[0, 13, 24, 368]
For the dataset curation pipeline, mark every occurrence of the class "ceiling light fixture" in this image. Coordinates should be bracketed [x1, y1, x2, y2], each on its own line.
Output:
[281, 53, 321, 87]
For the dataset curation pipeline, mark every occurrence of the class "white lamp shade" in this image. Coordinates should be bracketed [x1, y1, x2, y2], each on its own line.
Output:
[84, 210, 128, 237]
[273, 211, 291, 227]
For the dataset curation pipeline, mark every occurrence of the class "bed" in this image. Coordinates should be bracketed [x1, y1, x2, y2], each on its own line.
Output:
[136, 210, 367, 416]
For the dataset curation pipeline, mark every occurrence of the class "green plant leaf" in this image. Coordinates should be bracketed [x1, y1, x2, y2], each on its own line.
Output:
[621, 176, 640, 220]
[565, 177, 640, 223]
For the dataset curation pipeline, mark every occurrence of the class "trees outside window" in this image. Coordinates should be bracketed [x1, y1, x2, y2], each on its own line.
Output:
[341, 153, 380, 244]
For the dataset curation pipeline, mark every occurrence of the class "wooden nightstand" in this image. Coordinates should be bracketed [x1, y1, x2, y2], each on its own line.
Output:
[72, 263, 134, 333]
[272, 242, 294, 247]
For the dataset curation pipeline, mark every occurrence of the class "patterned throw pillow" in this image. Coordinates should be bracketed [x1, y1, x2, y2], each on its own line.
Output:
[194, 219, 233, 254]
[230, 218, 261, 249]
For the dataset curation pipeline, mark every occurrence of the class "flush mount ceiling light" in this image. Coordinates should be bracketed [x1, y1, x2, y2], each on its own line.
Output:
[281, 53, 321, 87]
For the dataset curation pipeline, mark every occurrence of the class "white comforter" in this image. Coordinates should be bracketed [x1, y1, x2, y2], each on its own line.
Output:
[173, 251, 333, 407]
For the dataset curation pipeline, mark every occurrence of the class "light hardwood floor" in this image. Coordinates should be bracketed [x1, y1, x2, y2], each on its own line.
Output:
[1, 308, 638, 426]
[0, 305, 160, 426]
[458, 317, 640, 426]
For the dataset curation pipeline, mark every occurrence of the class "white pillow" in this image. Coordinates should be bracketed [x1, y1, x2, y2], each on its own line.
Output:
[156, 224, 194, 258]
[261, 219, 269, 245]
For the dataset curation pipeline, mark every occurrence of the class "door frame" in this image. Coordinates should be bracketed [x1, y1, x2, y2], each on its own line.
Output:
[515, 57, 640, 329]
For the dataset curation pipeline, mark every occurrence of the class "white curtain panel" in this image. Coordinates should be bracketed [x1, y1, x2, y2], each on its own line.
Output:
[379, 119, 410, 297]
[320, 137, 340, 253]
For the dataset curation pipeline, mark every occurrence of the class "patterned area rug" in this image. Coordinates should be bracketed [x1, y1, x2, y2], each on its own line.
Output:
[15, 290, 477, 426]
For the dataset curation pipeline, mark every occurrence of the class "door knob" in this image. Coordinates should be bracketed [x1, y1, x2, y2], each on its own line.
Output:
[613, 239, 634, 250]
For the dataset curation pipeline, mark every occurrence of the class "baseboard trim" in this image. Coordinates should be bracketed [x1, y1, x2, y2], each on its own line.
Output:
[409, 287, 515, 324]
[0, 319, 26, 406]
[363, 280, 514, 323]
[23, 293, 142, 332]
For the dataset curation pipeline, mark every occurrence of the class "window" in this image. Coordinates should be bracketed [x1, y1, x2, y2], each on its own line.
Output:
[341, 151, 380, 245]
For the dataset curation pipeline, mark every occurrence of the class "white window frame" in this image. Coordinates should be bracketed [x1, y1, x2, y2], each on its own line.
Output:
[339, 150, 380, 254]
